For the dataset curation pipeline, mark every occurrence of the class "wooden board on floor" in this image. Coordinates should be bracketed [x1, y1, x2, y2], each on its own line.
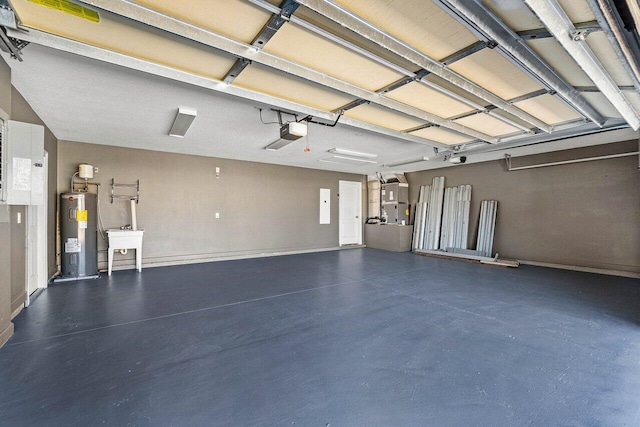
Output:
[414, 249, 519, 267]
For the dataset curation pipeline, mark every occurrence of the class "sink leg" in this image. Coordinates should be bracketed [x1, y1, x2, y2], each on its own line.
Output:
[108, 249, 114, 276]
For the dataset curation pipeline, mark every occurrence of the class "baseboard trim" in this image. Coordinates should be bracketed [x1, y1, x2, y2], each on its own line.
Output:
[99, 246, 348, 272]
[11, 290, 26, 313]
[520, 260, 640, 279]
[0, 322, 14, 348]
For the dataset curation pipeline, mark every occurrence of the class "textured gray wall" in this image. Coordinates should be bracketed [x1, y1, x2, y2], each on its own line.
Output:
[0, 57, 13, 346]
[9, 205, 25, 312]
[58, 141, 365, 270]
[407, 140, 640, 273]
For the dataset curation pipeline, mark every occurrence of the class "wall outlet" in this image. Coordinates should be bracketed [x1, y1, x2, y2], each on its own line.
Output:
[94, 167, 99, 173]
[215, 212, 220, 219]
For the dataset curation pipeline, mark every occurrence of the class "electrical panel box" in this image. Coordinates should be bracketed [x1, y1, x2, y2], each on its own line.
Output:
[1, 120, 45, 205]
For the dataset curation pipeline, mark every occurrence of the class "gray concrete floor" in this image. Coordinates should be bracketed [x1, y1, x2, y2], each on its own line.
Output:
[1, 248, 639, 426]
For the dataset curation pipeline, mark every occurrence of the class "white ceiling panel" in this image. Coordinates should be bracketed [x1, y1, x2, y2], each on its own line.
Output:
[233, 64, 355, 112]
[344, 103, 426, 131]
[264, 22, 405, 91]
[514, 94, 582, 125]
[134, 0, 272, 44]
[580, 92, 624, 119]
[334, 0, 479, 60]
[454, 113, 520, 136]
[483, 0, 542, 31]
[526, 38, 594, 87]
[557, 0, 597, 23]
[385, 81, 476, 119]
[410, 126, 476, 145]
[9, 0, 237, 80]
[448, 49, 544, 100]
[585, 32, 635, 87]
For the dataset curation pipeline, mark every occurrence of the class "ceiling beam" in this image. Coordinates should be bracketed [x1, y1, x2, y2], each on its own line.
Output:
[5, 27, 449, 149]
[517, 20, 600, 40]
[223, 0, 299, 84]
[248, 0, 538, 136]
[440, 40, 495, 65]
[524, 0, 640, 130]
[74, 0, 494, 143]
[585, 0, 640, 92]
[0, 20, 26, 61]
[293, 0, 553, 133]
[575, 85, 636, 92]
[508, 89, 550, 103]
[456, 119, 629, 157]
[334, 98, 369, 113]
[247, 0, 413, 77]
[433, 0, 607, 128]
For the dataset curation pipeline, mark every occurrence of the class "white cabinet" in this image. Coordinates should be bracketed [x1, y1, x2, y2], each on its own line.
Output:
[2, 120, 45, 205]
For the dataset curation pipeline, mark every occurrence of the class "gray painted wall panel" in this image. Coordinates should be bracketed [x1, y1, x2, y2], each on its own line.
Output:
[9, 206, 25, 311]
[0, 58, 11, 346]
[0, 57, 9, 115]
[407, 141, 640, 273]
[58, 141, 364, 269]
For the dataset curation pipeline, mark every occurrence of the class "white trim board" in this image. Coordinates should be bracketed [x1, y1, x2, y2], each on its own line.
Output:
[520, 260, 640, 279]
[100, 246, 365, 272]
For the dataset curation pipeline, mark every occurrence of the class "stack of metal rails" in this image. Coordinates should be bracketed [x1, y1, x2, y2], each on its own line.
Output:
[440, 185, 472, 251]
[412, 177, 518, 267]
[413, 176, 467, 252]
[477, 200, 498, 257]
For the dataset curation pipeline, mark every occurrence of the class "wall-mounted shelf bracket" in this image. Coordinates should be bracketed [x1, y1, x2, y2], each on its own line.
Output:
[111, 178, 139, 203]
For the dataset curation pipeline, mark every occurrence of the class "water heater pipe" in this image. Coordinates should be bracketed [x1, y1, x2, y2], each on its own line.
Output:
[131, 199, 138, 231]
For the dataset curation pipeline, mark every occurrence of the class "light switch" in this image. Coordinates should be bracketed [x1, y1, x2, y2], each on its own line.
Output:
[319, 188, 330, 224]
[215, 212, 220, 219]
[17, 212, 21, 224]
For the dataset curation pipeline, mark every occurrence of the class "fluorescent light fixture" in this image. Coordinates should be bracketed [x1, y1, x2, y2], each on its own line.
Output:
[320, 155, 378, 165]
[383, 156, 430, 167]
[169, 107, 197, 137]
[280, 121, 307, 140]
[265, 138, 296, 151]
[328, 148, 377, 158]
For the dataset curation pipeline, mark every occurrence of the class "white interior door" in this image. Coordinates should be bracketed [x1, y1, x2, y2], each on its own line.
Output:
[26, 152, 48, 306]
[339, 180, 362, 245]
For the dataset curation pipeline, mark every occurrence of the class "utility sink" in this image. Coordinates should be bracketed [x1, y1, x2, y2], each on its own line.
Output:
[107, 229, 144, 275]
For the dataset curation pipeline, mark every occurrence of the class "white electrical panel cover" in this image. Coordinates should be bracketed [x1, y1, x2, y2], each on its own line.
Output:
[4, 120, 44, 205]
[320, 188, 330, 224]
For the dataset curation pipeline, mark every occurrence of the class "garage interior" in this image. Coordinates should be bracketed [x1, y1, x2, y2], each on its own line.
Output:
[0, 0, 639, 424]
